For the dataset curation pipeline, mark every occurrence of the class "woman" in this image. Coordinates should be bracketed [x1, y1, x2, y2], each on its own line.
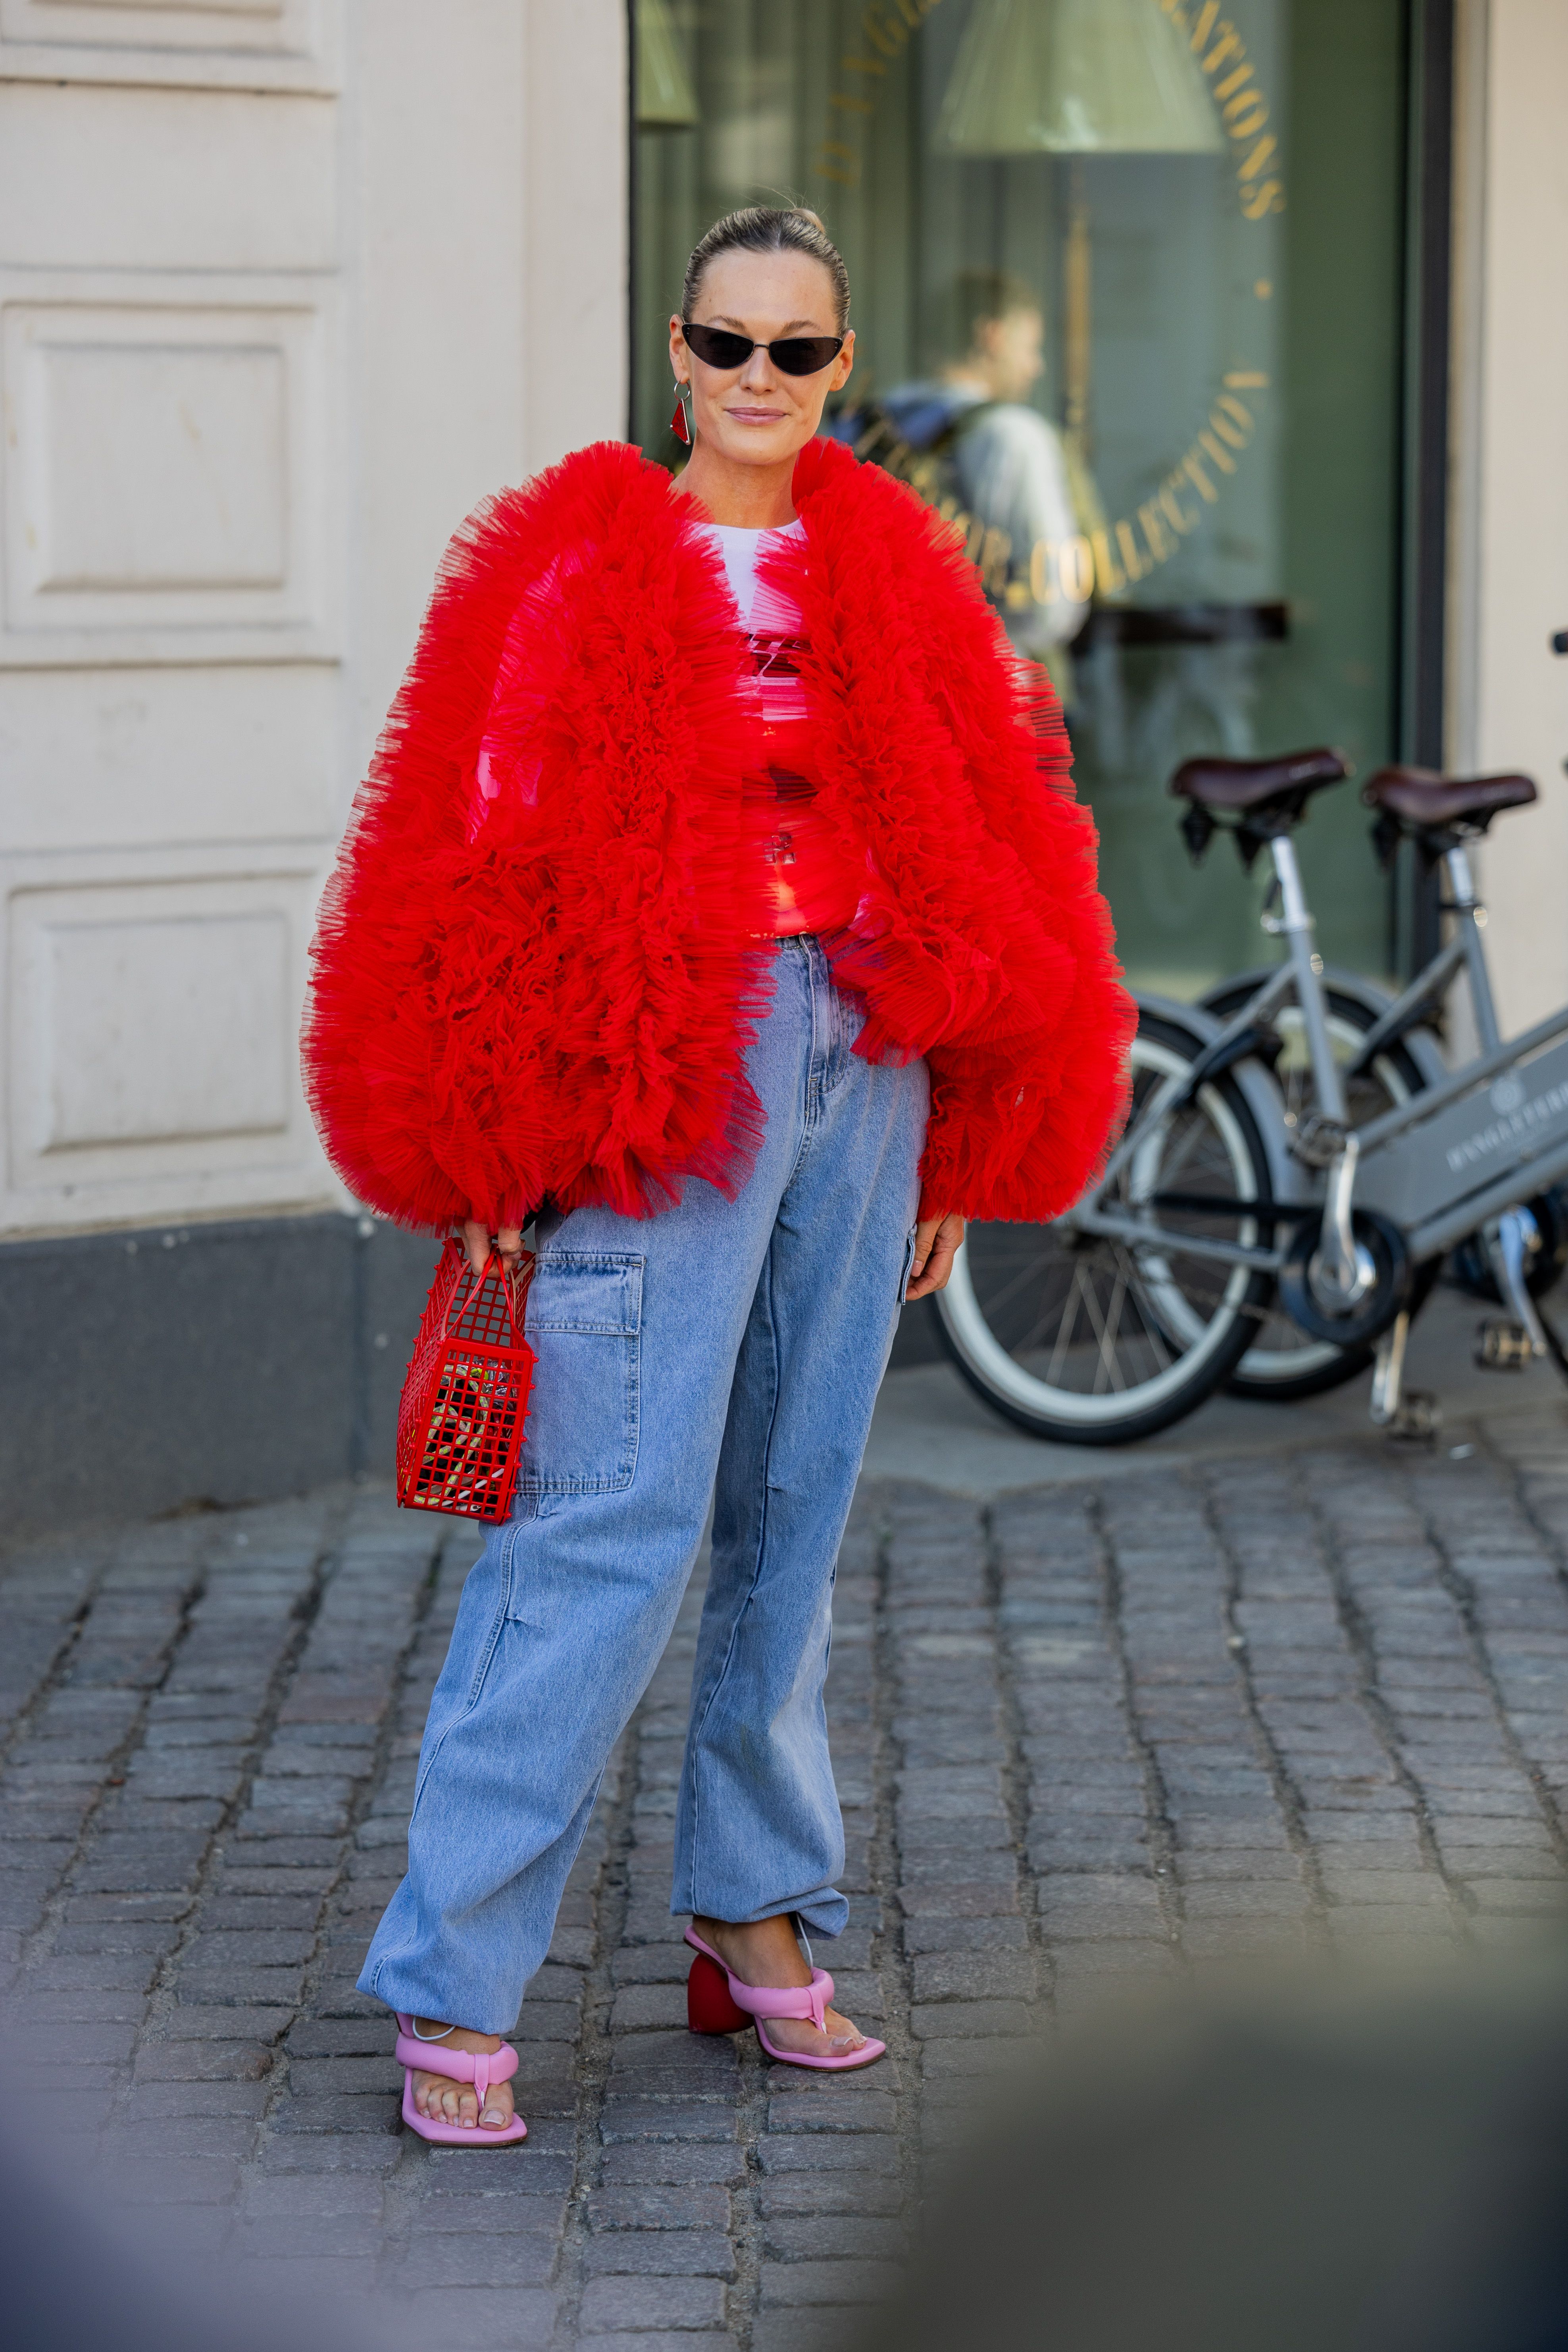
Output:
[304, 207, 1130, 2142]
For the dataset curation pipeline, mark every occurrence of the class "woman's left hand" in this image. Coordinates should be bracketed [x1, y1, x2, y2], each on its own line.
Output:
[460, 1218, 526, 1278]
[906, 1212, 965, 1301]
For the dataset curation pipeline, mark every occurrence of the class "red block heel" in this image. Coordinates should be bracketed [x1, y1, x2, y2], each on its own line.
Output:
[687, 1950, 752, 2035]
[683, 1927, 885, 2071]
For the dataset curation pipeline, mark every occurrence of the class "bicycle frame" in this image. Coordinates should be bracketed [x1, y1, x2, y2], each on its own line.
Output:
[1069, 831, 1568, 1280]
[1355, 1003, 1568, 1256]
[1072, 976, 1311, 1274]
[1346, 837, 1502, 1064]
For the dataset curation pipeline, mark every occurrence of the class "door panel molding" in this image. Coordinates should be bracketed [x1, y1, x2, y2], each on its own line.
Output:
[0, 272, 342, 666]
[2, 839, 340, 1229]
[0, 0, 341, 92]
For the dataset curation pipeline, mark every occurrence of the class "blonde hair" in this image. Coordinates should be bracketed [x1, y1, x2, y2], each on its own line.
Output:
[682, 206, 851, 333]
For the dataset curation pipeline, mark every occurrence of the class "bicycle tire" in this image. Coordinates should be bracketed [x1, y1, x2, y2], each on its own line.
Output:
[935, 1012, 1274, 1444]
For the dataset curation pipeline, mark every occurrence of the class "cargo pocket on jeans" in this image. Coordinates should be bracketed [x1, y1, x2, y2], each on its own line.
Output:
[898, 1225, 918, 1303]
[519, 1251, 643, 1494]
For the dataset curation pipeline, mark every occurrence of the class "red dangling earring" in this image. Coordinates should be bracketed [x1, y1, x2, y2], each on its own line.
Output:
[671, 385, 691, 447]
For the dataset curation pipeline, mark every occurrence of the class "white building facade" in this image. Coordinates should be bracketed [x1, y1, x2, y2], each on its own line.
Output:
[0, 0, 1562, 1526]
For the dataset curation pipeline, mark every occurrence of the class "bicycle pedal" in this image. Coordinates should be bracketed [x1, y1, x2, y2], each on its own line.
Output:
[1476, 1319, 1534, 1371]
[1384, 1390, 1441, 1443]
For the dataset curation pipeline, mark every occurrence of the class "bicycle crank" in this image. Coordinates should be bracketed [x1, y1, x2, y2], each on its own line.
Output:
[1279, 1206, 1411, 1347]
[1478, 1209, 1568, 1390]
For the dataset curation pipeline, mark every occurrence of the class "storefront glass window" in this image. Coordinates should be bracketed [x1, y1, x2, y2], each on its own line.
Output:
[632, 0, 1407, 993]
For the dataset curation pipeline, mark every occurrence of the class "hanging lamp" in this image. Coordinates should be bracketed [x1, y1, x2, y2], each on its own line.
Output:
[935, 0, 1224, 156]
[936, 0, 1224, 505]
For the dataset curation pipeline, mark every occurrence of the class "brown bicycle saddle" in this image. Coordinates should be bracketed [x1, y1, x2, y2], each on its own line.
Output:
[1361, 764, 1537, 829]
[1170, 747, 1350, 814]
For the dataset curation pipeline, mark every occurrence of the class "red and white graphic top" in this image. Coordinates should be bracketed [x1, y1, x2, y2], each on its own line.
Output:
[697, 520, 852, 938]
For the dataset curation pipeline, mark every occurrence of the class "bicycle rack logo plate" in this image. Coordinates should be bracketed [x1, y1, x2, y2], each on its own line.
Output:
[1358, 1037, 1568, 1230]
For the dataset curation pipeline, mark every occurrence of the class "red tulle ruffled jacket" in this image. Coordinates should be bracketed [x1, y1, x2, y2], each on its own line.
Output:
[302, 437, 1133, 1231]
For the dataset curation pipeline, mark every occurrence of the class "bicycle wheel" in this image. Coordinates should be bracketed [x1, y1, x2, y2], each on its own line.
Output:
[1200, 985, 1428, 1401]
[935, 1013, 1274, 1444]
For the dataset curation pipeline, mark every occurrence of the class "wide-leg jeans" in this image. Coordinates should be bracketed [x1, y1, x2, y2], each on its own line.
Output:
[360, 936, 929, 2033]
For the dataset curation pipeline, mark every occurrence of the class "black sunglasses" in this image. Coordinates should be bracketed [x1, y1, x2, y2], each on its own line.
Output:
[681, 320, 845, 377]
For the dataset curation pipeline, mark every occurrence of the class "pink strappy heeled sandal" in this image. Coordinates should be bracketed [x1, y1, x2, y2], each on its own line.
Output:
[684, 1927, 885, 2071]
[395, 2015, 529, 2145]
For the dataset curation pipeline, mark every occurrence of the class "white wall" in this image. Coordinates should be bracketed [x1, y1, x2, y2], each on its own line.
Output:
[1454, 0, 1568, 1038]
[0, 0, 629, 1239]
[525, 3, 629, 485]
[350, 0, 628, 792]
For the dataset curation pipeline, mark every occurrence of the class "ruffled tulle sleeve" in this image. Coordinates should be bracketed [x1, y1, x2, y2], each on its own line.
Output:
[784, 440, 1133, 1227]
[301, 443, 770, 1232]
[914, 664, 1133, 1222]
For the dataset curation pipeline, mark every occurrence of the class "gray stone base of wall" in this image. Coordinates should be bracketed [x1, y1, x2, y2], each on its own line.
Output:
[0, 1210, 945, 1537]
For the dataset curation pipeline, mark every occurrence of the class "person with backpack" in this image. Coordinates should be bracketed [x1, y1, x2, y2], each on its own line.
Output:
[837, 268, 1093, 693]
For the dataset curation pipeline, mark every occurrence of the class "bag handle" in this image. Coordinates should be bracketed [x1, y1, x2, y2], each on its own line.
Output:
[445, 1240, 534, 1340]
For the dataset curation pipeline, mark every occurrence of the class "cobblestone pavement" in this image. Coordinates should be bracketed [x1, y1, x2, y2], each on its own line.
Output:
[4, 1397, 1568, 2351]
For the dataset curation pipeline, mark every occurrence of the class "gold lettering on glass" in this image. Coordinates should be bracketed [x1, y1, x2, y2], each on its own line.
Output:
[1224, 91, 1270, 137]
[861, 4, 907, 58]
[1115, 519, 1152, 583]
[1090, 528, 1127, 596]
[1060, 537, 1096, 602]
[1137, 500, 1177, 565]
[1159, 480, 1197, 536]
[1182, 452, 1221, 504]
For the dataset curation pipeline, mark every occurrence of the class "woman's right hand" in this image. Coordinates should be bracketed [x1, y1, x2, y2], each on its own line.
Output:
[461, 1218, 525, 1278]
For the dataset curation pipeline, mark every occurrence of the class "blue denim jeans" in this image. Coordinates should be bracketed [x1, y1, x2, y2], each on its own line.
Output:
[360, 937, 928, 2033]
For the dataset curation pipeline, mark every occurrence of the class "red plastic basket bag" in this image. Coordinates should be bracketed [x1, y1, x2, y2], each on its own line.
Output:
[396, 1241, 535, 1521]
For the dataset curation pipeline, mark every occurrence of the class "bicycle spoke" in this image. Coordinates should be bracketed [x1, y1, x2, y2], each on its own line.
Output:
[1079, 1266, 1129, 1394]
[1046, 1262, 1089, 1384]
[1118, 1249, 1175, 1368]
[971, 1248, 1054, 1326]
[1012, 1288, 1069, 1361]
[1141, 1110, 1214, 1195]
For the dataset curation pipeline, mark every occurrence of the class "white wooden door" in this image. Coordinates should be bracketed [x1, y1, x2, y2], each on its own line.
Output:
[0, 0, 626, 1241]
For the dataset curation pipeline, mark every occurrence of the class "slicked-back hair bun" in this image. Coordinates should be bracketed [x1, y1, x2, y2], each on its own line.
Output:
[682, 207, 851, 334]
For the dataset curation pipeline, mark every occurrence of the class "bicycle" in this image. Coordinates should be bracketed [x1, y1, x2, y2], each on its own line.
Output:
[936, 747, 1568, 1442]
